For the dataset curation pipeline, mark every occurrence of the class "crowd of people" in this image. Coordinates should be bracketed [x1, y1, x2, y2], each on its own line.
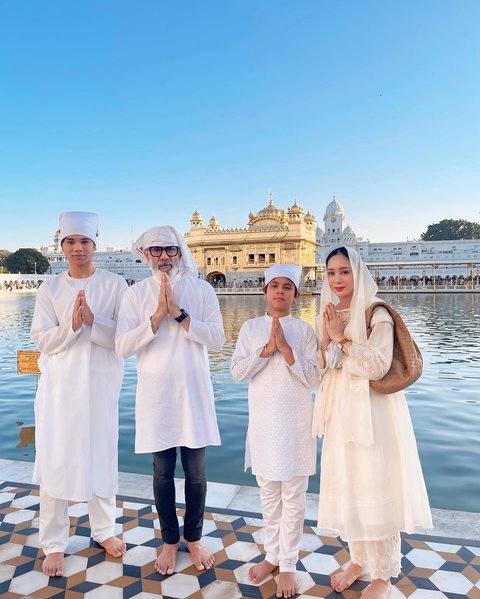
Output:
[30, 210, 432, 599]
[1, 279, 41, 291]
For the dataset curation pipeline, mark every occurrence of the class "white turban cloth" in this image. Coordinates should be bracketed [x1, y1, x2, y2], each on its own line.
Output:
[264, 264, 302, 288]
[59, 211, 99, 244]
[313, 246, 382, 446]
[131, 225, 198, 278]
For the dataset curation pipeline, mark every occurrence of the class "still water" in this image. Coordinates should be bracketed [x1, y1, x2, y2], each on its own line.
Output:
[0, 293, 479, 512]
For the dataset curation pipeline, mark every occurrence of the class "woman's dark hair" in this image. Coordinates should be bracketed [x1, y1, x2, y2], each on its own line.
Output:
[325, 246, 349, 267]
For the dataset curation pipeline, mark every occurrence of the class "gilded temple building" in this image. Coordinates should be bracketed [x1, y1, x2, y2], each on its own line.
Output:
[184, 193, 318, 286]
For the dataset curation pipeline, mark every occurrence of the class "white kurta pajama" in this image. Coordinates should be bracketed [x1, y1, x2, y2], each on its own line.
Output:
[231, 314, 318, 572]
[314, 306, 432, 579]
[31, 269, 127, 553]
[115, 274, 223, 452]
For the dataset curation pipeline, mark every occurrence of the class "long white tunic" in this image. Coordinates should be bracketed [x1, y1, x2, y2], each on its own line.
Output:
[115, 275, 224, 453]
[317, 307, 432, 541]
[31, 269, 127, 502]
[231, 315, 318, 481]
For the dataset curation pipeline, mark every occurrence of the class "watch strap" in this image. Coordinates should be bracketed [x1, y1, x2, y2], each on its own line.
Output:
[175, 308, 189, 323]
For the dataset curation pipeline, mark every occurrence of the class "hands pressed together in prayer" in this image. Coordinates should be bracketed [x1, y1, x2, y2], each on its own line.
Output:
[261, 316, 295, 365]
[321, 302, 345, 347]
[150, 273, 188, 333]
[72, 290, 94, 332]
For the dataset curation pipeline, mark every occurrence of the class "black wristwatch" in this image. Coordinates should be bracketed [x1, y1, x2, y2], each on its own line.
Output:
[175, 308, 189, 323]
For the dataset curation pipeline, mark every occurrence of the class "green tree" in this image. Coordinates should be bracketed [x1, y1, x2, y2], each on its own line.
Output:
[421, 219, 480, 241]
[0, 249, 11, 273]
[5, 248, 50, 274]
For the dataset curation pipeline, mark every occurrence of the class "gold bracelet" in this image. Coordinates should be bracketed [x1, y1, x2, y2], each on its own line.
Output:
[263, 344, 273, 357]
[320, 345, 328, 352]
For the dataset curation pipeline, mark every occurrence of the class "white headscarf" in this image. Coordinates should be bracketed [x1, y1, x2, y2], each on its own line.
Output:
[59, 211, 99, 244]
[313, 246, 381, 446]
[131, 225, 198, 278]
[264, 264, 301, 288]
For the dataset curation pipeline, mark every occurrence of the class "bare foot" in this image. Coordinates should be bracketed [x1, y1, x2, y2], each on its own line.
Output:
[98, 536, 126, 558]
[249, 559, 276, 584]
[361, 578, 392, 599]
[276, 571, 298, 597]
[186, 540, 215, 571]
[155, 542, 179, 575]
[331, 562, 366, 592]
[42, 552, 64, 577]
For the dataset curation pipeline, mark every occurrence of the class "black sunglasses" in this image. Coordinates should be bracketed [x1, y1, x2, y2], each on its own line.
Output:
[148, 246, 179, 258]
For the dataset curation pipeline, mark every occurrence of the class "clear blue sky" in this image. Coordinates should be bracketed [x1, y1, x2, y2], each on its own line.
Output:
[1, 0, 479, 251]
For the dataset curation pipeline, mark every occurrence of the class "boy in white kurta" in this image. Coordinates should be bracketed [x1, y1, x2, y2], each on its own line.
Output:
[31, 212, 127, 577]
[231, 264, 318, 599]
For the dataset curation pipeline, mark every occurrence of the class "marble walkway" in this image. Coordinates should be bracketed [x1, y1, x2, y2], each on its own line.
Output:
[1, 459, 479, 598]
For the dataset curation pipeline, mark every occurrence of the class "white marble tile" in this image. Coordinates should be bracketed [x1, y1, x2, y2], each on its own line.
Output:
[122, 500, 150, 511]
[243, 516, 264, 527]
[133, 594, 163, 599]
[430, 571, 473, 595]
[0, 542, 23, 561]
[9, 570, 50, 595]
[63, 555, 89, 577]
[466, 545, 480, 556]
[85, 561, 124, 584]
[389, 585, 407, 598]
[295, 570, 316, 595]
[123, 544, 157, 567]
[0, 492, 16, 503]
[122, 525, 157, 545]
[251, 527, 266, 545]
[408, 591, 448, 598]
[227, 485, 261, 513]
[225, 540, 261, 562]
[10, 494, 39, 508]
[406, 548, 445, 569]
[298, 533, 323, 552]
[206, 481, 239, 509]
[200, 535, 225, 556]
[233, 561, 265, 586]
[67, 534, 92, 553]
[202, 518, 218, 535]
[26, 531, 40, 548]
[209, 512, 239, 523]
[84, 585, 124, 598]
[425, 541, 462, 553]
[0, 563, 16, 584]
[3, 508, 35, 524]
[161, 572, 200, 597]
[300, 552, 340, 575]
[174, 550, 194, 572]
[68, 502, 89, 517]
[201, 579, 243, 599]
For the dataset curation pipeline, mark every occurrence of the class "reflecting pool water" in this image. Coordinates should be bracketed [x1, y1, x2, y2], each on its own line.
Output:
[0, 293, 479, 512]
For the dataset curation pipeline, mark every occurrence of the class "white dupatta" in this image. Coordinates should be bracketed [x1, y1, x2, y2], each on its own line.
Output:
[313, 247, 380, 446]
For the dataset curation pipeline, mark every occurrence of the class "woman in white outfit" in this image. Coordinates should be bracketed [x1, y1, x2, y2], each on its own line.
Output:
[313, 246, 432, 598]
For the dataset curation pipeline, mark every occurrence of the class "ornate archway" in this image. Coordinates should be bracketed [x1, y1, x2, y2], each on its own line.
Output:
[207, 272, 226, 286]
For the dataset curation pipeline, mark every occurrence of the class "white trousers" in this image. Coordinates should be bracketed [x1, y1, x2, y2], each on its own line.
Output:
[349, 532, 401, 580]
[39, 488, 116, 555]
[257, 475, 309, 572]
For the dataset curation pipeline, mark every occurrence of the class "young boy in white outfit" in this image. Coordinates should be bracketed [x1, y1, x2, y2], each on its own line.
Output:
[31, 211, 127, 576]
[231, 264, 318, 598]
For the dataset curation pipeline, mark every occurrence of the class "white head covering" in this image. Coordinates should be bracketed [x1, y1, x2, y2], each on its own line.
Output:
[59, 211, 99, 244]
[264, 264, 301, 288]
[131, 225, 198, 277]
[313, 246, 382, 446]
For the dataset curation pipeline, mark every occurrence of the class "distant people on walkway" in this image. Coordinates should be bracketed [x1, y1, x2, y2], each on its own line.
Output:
[31, 211, 127, 577]
[115, 225, 224, 576]
[313, 246, 432, 599]
[231, 264, 318, 599]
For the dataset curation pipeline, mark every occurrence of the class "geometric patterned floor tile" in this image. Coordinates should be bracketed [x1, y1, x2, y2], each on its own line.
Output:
[0, 481, 479, 598]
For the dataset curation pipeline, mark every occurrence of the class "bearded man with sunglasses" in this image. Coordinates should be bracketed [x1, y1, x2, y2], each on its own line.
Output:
[116, 225, 224, 576]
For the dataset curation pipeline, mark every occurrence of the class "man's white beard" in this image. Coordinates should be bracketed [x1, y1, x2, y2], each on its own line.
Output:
[150, 263, 180, 282]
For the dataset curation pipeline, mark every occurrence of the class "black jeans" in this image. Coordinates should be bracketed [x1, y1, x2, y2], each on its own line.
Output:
[152, 446, 207, 544]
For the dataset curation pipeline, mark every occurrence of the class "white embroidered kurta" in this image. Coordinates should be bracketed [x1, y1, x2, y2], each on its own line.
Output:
[115, 275, 224, 453]
[31, 269, 127, 502]
[231, 315, 318, 481]
[316, 307, 432, 541]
